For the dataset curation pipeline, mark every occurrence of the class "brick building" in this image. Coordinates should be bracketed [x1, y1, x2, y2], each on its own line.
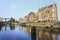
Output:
[0, 17, 2, 22]
[37, 3, 58, 22]
[21, 3, 58, 23]
[24, 16, 29, 23]
[28, 12, 36, 22]
[19, 18, 23, 23]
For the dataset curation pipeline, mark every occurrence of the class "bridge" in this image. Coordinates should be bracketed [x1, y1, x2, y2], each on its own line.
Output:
[21, 22, 60, 40]
[0, 18, 19, 24]
[0, 18, 11, 26]
[0, 18, 11, 22]
[1, 18, 10, 20]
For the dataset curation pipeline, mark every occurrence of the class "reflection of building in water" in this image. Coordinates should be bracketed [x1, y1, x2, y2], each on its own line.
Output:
[37, 3, 58, 22]
[0, 17, 3, 22]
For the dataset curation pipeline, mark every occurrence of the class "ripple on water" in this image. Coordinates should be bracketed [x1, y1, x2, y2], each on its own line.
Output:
[0, 26, 31, 40]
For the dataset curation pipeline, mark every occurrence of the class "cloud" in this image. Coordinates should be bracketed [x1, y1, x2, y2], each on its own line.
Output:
[11, 4, 17, 9]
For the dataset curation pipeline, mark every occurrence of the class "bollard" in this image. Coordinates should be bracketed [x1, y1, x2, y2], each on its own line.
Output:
[31, 26, 36, 40]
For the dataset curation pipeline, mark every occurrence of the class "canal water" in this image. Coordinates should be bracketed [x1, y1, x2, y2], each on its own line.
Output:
[0, 25, 60, 40]
[0, 25, 31, 40]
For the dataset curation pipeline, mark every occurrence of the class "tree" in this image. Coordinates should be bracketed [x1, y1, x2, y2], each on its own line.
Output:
[7, 17, 15, 23]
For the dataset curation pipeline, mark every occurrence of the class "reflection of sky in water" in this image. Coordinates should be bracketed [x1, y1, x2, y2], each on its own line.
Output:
[58, 35, 60, 40]
[0, 26, 31, 40]
[0, 25, 60, 40]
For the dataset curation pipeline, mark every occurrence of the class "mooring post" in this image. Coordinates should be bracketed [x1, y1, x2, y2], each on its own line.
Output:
[31, 26, 36, 40]
[5, 18, 7, 31]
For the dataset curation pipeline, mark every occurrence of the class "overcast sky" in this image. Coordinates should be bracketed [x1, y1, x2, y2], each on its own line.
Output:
[0, 0, 60, 20]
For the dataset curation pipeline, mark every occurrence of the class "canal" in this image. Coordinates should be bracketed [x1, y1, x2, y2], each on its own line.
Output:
[0, 25, 60, 40]
[0, 25, 31, 40]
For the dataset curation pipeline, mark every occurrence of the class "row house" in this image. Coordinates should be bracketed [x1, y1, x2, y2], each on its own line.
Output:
[37, 3, 58, 22]
[0, 17, 3, 22]
[28, 12, 36, 22]
[24, 16, 29, 23]
[23, 12, 36, 23]
[19, 18, 23, 23]
[19, 3, 58, 23]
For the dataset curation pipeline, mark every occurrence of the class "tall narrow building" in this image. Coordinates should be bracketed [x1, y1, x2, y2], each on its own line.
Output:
[28, 12, 36, 22]
[0, 17, 3, 22]
[37, 3, 58, 22]
[24, 16, 29, 23]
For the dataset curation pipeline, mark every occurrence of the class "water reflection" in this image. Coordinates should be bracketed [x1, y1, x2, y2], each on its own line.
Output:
[0, 25, 60, 40]
[10, 24, 15, 30]
[0, 25, 31, 40]
[0, 27, 2, 31]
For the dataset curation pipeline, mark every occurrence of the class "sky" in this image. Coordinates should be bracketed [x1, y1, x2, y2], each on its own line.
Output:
[0, 0, 60, 20]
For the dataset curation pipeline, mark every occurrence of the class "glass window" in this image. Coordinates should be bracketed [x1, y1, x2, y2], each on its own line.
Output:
[52, 9, 55, 12]
[52, 13, 55, 17]
[53, 18, 55, 20]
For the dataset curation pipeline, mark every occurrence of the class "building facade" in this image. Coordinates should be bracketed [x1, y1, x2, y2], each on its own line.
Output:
[0, 17, 2, 22]
[37, 3, 58, 22]
[19, 18, 23, 23]
[21, 3, 58, 23]
[28, 12, 36, 22]
[24, 16, 29, 23]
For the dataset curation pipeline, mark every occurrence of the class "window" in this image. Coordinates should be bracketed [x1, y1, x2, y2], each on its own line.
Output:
[44, 14, 49, 19]
[47, 13, 49, 18]
[52, 13, 55, 17]
[29, 15, 33, 22]
[48, 11, 49, 13]
[52, 18, 55, 20]
[52, 9, 55, 12]
[30, 17, 32, 21]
